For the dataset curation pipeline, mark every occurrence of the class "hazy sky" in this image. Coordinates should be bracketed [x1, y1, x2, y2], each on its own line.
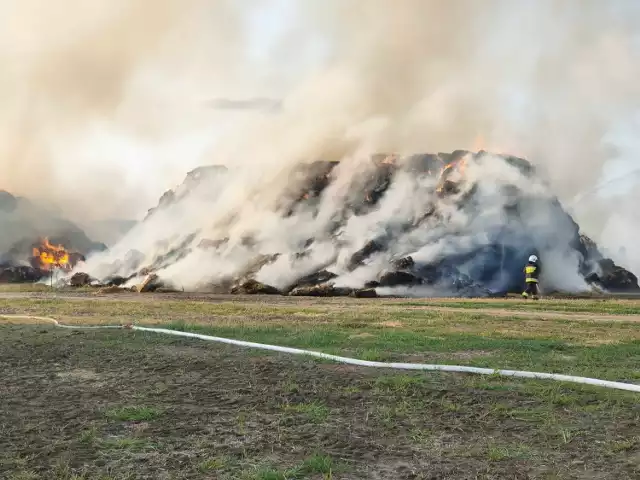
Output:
[1, 0, 639, 225]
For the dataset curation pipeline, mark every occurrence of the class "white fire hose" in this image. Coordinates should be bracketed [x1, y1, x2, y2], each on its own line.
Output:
[3, 315, 640, 393]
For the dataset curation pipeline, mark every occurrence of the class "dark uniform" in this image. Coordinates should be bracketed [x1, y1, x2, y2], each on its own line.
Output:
[522, 260, 540, 299]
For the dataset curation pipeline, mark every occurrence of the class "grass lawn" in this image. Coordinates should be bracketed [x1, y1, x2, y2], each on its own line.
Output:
[0, 292, 639, 479]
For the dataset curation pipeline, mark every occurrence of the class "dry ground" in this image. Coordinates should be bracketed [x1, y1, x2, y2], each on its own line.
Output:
[0, 289, 639, 479]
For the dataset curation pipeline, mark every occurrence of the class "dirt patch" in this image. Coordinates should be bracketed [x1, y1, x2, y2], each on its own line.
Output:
[0, 314, 55, 325]
[93, 286, 128, 295]
[0, 325, 638, 480]
[401, 350, 495, 362]
[57, 368, 101, 381]
[377, 320, 404, 327]
[155, 345, 211, 359]
[318, 364, 362, 374]
[571, 338, 621, 347]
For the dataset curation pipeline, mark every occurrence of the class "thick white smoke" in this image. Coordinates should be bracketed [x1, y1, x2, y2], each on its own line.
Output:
[75, 150, 591, 294]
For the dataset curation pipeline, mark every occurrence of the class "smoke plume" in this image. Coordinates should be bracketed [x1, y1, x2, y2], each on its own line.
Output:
[1, 0, 639, 291]
[0, 0, 246, 220]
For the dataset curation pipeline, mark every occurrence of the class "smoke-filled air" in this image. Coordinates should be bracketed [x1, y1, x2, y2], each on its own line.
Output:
[1, 0, 639, 297]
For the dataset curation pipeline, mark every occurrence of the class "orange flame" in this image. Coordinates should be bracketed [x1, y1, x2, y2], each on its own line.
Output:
[32, 238, 70, 271]
[436, 156, 469, 194]
[439, 157, 468, 177]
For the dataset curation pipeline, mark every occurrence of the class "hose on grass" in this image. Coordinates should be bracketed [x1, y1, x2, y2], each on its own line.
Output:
[4, 315, 640, 393]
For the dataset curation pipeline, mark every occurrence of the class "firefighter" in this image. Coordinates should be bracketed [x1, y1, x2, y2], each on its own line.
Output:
[522, 254, 540, 300]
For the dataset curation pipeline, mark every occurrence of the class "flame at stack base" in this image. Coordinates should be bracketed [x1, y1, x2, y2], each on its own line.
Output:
[32, 238, 70, 271]
[30, 238, 86, 274]
[70, 151, 640, 298]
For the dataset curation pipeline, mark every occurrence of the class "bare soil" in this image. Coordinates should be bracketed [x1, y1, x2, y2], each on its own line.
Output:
[1, 323, 638, 479]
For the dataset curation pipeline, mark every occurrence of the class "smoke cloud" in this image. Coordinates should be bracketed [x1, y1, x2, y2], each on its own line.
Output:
[226, 0, 640, 192]
[1, 0, 639, 291]
[0, 0, 248, 220]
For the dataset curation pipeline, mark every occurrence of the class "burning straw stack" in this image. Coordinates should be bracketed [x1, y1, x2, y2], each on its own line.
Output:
[67, 151, 639, 297]
[0, 236, 89, 284]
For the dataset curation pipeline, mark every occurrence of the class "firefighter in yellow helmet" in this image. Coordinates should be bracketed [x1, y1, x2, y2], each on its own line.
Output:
[522, 254, 540, 300]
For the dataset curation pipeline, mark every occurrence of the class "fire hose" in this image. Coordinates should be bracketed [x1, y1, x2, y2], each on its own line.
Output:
[3, 315, 640, 393]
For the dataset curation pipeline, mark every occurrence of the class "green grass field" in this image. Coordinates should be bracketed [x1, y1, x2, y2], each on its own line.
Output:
[0, 291, 639, 479]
